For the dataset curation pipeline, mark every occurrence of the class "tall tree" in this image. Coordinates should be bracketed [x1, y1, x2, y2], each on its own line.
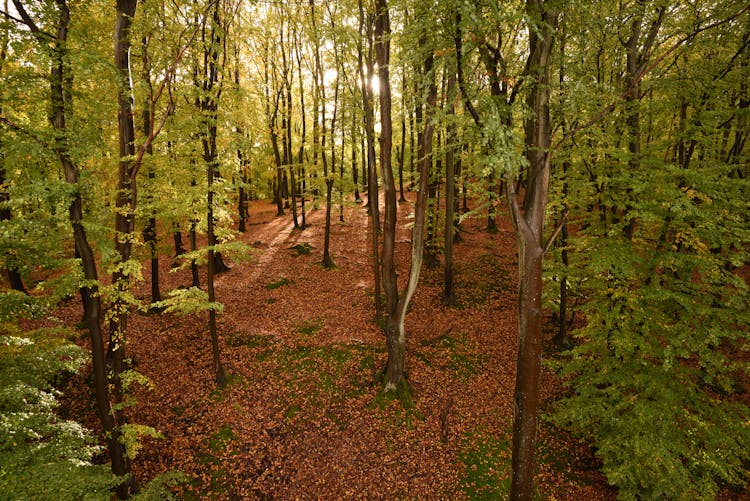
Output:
[10, 0, 136, 495]
[442, 74, 457, 306]
[357, 0, 381, 318]
[0, 5, 25, 293]
[199, 0, 229, 387]
[378, 0, 436, 395]
[507, 2, 560, 498]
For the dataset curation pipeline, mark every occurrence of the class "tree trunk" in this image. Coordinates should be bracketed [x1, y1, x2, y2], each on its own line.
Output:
[358, 0, 380, 318]
[172, 226, 186, 267]
[0, 166, 25, 292]
[111, 3, 140, 495]
[109, 7, 140, 453]
[141, 36, 162, 306]
[443, 75, 457, 306]
[378, 0, 437, 395]
[352, 107, 361, 203]
[202, 1, 227, 388]
[11, 0, 136, 494]
[189, 215, 200, 287]
[398, 78, 408, 203]
[508, 2, 558, 498]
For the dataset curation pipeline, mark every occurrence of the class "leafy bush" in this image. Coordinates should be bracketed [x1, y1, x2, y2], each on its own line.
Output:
[552, 230, 750, 499]
[0, 325, 118, 500]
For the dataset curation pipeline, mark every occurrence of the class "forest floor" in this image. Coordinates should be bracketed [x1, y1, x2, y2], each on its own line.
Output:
[54, 194, 621, 500]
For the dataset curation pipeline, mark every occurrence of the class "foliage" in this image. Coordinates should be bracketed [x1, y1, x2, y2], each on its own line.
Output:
[150, 287, 224, 315]
[131, 470, 189, 501]
[120, 423, 163, 462]
[0, 325, 117, 500]
[549, 100, 750, 501]
[545, 3, 750, 498]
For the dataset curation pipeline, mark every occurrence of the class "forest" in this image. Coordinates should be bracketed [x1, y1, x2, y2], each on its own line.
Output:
[0, 0, 749, 499]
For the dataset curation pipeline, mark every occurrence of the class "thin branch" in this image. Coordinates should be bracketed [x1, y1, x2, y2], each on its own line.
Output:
[543, 211, 568, 255]
[0, 7, 24, 25]
[453, 9, 481, 126]
[10, 0, 53, 39]
[0, 115, 45, 144]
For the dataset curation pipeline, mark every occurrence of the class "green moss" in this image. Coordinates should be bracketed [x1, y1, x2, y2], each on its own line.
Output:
[455, 253, 512, 308]
[288, 243, 313, 256]
[294, 318, 324, 337]
[264, 277, 293, 290]
[458, 428, 512, 500]
[226, 333, 276, 349]
[418, 332, 486, 380]
[208, 425, 234, 453]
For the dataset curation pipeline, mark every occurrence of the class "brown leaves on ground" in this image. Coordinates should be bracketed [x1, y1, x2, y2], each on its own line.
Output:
[59, 196, 616, 500]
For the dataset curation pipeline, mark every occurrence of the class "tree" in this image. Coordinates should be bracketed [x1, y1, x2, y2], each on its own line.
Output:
[506, 2, 559, 498]
[442, 74, 457, 306]
[199, 0, 230, 387]
[453, 0, 559, 497]
[550, 2, 750, 497]
[378, 0, 437, 395]
[9, 0, 136, 495]
[0, 7, 25, 293]
[0, 326, 118, 499]
[357, 0, 381, 317]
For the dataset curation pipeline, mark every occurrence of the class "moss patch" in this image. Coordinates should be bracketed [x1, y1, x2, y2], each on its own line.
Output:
[265, 277, 293, 290]
[455, 253, 512, 308]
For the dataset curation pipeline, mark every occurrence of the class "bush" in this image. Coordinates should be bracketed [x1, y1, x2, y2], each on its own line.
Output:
[0, 324, 117, 500]
[551, 233, 750, 500]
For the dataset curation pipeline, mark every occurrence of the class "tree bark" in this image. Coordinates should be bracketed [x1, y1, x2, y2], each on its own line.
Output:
[141, 35, 162, 306]
[111, 2, 141, 496]
[358, 0, 380, 318]
[202, 1, 227, 387]
[509, 2, 559, 498]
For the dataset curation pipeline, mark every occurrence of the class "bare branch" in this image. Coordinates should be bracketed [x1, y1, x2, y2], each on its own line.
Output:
[543, 211, 568, 255]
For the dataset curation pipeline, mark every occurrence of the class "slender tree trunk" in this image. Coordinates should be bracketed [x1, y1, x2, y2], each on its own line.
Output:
[352, 107, 361, 202]
[443, 75, 457, 306]
[141, 35, 162, 306]
[189, 211, 200, 287]
[202, 2, 227, 387]
[0, 27, 23, 292]
[622, 2, 664, 240]
[110, 4, 141, 495]
[375, 0, 400, 390]
[0, 166, 25, 292]
[508, 2, 559, 498]
[358, 0, 380, 317]
[237, 153, 248, 233]
[110, 0, 140, 396]
[294, 26, 308, 228]
[379, 1, 437, 395]
[172, 225, 186, 266]
[398, 77, 408, 202]
[310, 0, 334, 268]
[553, 23, 571, 348]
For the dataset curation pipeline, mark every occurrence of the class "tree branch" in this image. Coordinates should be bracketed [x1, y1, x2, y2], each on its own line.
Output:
[10, 0, 53, 39]
[543, 211, 568, 255]
[453, 9, 481, 127]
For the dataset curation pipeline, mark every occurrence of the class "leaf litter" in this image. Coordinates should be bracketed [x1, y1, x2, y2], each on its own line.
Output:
[52, 196, 620, 500]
